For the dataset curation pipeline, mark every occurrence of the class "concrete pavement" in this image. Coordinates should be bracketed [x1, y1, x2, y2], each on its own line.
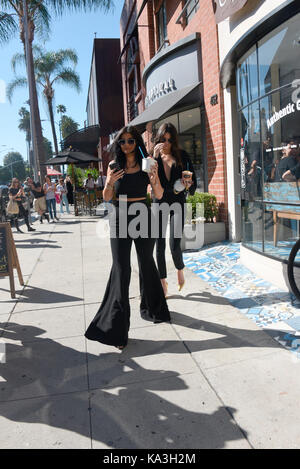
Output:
[0, 213, 300, 449]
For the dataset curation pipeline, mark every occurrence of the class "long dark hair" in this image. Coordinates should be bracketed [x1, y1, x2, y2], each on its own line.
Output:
[151, 122, 182, 167]
[110, 125, 148, 170]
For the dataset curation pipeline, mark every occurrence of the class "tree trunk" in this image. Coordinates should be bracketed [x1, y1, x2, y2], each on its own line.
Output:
[26, 41, 46, 182]
[47, 96, 59, 156]
[21, 7, 46, 184]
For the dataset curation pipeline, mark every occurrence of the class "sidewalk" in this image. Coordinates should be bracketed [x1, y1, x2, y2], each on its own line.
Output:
[1, 214, 300, 449]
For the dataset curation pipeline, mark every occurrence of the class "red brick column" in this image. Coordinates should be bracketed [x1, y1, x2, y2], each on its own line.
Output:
[198, 1, 228, 223]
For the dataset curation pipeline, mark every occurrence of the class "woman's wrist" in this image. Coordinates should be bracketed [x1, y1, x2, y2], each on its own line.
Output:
[105, 182, 114, 190]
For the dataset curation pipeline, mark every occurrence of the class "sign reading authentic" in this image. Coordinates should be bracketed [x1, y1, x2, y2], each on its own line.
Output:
[212, 0, 248, 23]
[0, 223, 24, 298]
[267, 80, 300, 130]
[267, 101, 300, 130]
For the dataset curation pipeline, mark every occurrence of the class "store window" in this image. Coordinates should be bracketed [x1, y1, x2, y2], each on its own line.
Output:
[185, 0, 199, 24]
[237, 13, 300, 261]
[237, 45, 258, 108]
[126, 32, 140, 122]
[154, 107, 204, 191]
[157, 1, 168, 51]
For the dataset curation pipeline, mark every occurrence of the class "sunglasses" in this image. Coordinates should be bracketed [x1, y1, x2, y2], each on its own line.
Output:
[118, 138, 135, 146]
[161, 138, 172, 143]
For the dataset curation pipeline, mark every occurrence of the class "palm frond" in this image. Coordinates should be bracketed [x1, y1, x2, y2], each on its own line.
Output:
[52, 48, 78, 67]
[6, 76, 27, 103]
[0, 11, 17, 43]
[46, 0, 114, 16]
[11, 44, 44, 72]
[31, 2, 51, 41]
[53, 68, 81, 92]
[11, 52, 26, 73]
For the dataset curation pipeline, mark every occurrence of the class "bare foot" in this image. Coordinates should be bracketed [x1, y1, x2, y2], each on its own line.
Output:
[177, 270, 185, 291]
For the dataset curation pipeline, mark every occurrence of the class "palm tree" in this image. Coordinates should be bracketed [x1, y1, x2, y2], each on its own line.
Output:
[0, 11, 17, 42]
[9, 47, 81, 156]
[18, 105, 32, 167]
[57, 104, 66, 148]
[60, 114, 79, 140]
[0, 0, 114, 180]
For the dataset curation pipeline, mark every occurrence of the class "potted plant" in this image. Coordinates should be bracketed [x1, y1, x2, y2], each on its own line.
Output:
[181, 192, 226, 250]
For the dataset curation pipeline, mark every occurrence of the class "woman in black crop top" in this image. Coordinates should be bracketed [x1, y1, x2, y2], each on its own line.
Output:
[151, 123, 196, 297]
[85, 125, 170, 349]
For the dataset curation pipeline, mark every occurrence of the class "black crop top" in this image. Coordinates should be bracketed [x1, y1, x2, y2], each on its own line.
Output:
[115, 170, 149, 198]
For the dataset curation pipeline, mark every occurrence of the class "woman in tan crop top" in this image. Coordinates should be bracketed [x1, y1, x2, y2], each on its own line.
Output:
[85, 125, 170, 350]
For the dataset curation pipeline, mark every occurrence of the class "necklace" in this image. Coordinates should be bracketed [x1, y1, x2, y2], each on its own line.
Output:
[125, 161, 137, 172]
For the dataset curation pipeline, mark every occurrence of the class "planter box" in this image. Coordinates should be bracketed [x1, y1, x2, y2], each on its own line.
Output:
[181, 221, 226, 251]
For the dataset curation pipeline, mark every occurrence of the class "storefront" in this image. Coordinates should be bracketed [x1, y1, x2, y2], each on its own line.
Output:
[130, 33, 206, 191]
[218, 0, 300, 284]
[237, 12, 300, 261]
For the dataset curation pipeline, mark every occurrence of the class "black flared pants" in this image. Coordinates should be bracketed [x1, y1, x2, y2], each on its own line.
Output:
[155, 201, 185, 279]
[85, 202, 170, 347]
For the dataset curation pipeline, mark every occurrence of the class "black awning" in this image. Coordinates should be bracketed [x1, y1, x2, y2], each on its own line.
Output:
[61, 125, 102, 155]
[129, 83, 201, 132]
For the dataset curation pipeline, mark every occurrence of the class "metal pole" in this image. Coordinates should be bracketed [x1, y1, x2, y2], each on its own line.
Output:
[22, 0, 38, 182]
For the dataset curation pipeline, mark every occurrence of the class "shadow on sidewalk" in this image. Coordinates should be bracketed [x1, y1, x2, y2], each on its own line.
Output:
[167, 291, 229, 305]
[0, 316, 281, 448]
[13, 237, 62, 249]
[12, 286, 83, 304]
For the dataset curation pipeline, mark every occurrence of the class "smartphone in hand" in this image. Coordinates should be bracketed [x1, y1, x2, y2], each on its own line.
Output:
[109, 161, 121, 172]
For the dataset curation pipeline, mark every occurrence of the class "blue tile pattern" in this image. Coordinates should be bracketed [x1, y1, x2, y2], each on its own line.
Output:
[183, 242, 300, 353]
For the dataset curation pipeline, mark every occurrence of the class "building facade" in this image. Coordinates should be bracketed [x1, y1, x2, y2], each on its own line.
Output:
[218, 0, 300, 285]
[120, 0, 228, 223]
[85, 38, 124, 173]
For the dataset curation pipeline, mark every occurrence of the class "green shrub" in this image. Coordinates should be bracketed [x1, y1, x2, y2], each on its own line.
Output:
[84, 168, 99, 180]
[67, 165, 85, 187]
[186, 192, 218, 222]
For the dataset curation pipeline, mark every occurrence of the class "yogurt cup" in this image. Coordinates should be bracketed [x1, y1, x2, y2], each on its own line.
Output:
[142, 157, 156, 173]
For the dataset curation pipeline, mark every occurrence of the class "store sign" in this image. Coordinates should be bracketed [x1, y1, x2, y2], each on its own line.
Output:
[145, 77, 176, 108]
[145, 39, 200, 108]
[267, 80, 300, 130]
[213, 0, 248, 23]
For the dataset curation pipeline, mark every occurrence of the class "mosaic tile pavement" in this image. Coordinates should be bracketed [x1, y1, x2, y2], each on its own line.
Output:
[183, 242, 300, 355]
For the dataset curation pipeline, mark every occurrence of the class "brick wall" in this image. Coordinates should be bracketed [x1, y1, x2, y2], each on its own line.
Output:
[121, 0, 228, 223]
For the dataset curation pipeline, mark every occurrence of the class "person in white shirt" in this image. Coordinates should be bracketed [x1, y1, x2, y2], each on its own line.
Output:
[96, 172, 107, 190]
[56, 178, 70, 214]
[85, 173, 96, 192]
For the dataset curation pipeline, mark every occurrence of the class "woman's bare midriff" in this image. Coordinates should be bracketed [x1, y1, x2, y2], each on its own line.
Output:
[116, 197, 147, 202]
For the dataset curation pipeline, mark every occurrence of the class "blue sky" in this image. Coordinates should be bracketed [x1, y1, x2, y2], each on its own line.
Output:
[0, 1, 124, 166]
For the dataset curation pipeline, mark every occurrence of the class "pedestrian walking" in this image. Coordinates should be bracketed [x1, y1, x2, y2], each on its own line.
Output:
[56, 178, 70, 214]
[96, 171, 106, 190]
[65, 176, 74, 205]
[24, 177, 34, 225]
[27, 177, 50, 224]
[151, 122, 196, 297]
[8, 178, 35, 233]
[84, 173, 96, 214]
[85, 125, 170, 349]
[44, 176, 59, 222]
